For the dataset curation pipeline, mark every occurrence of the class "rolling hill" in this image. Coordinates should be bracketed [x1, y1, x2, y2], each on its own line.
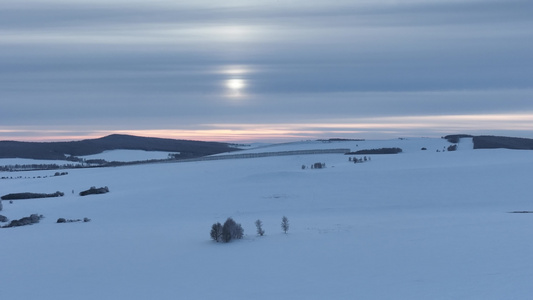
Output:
[0, 134, 239, 160]
[1, 136, 533, 299]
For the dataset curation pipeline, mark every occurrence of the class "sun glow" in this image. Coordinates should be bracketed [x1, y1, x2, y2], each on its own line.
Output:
[225, 78, 246, 98]
[226, 79, 245, 91]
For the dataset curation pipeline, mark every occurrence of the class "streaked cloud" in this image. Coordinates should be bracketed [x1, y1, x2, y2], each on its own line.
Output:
[3, 112, 533, 142]
[1, 0, 532, 142]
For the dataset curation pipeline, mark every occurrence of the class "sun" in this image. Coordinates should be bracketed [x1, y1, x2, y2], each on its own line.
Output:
[226, 79, 245, 91]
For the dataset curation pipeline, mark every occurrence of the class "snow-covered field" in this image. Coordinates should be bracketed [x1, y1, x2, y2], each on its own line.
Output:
[0, 150, 176, 172]
[80, 149, 175, 162]
[1, 138, 533, 299]
[0, 150, 176, 169]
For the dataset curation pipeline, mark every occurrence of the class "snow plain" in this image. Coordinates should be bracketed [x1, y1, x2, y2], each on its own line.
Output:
[80, 149, 176, 162]
[1, 137, 533, 299]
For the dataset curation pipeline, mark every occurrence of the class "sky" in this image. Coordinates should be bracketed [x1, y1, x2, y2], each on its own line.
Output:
[1, 0, 532, 142]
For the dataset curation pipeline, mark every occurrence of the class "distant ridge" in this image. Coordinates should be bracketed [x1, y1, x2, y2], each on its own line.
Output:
[472, 135, 533, 150]
[0, 134, 239, 160]
[444, 134, 533, 150]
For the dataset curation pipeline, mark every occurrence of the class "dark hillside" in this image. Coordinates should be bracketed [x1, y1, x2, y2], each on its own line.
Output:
[0, 134, 239, 160]
[473, 136, 533, 150]
[0, 141, 67, 160]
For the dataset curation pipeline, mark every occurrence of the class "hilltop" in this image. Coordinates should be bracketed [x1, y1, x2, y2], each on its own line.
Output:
[0, 134, 239, 160]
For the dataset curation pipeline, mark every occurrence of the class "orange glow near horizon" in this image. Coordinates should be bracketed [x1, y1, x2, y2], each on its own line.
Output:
[2, 112, 533, 143]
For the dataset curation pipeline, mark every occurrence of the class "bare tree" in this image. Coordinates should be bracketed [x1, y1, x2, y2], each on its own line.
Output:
[210, 222, 223, 242]
[222, 218, 244, 243]
[255, 219, 265, 236]
[281, 216, 289, 234]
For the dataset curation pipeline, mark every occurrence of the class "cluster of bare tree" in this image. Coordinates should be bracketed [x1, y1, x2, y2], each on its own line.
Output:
[349, 156, 370, 163]
[210, 218, 244, 243]
[301, 162, 326, 169]
[210, 216, 290, 243]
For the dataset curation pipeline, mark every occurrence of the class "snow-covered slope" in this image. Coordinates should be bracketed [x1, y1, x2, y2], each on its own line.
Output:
[80, 149, 175, 162]
[0, 150, 176, 168]
[229, 137, 450, 154]
[1, 138, 532, 299]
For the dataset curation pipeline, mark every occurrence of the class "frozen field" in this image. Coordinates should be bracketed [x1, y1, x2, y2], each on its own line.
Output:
[1, 137, 532, 299]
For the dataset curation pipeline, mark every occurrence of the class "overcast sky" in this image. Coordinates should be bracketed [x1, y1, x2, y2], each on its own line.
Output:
[1, 0, 532, 142]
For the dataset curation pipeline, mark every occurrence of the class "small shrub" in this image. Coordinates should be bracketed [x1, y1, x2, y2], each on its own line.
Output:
[447, 144, 457, 151]
[313, 162, 326, 169]
[281, 216, 289, 234]
[255, 219, 265, 236]
[57, 217, 91, 224]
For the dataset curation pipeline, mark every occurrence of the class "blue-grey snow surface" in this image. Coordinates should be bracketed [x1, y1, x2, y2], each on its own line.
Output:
[1, 138, 532, 299]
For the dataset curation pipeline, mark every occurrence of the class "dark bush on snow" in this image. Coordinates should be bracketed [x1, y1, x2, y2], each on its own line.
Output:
[2, 214, 43, 228]
[312, 162, 326, 169]
[57, 217, 91, 223]
[0, 215, 8, 222]
[1, 191, 64, 200]
[79, 186, 109, 196]
[220, 218, 244, 243]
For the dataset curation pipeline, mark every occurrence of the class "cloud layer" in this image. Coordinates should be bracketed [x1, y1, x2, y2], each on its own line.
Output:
[1, 0, 532, 141]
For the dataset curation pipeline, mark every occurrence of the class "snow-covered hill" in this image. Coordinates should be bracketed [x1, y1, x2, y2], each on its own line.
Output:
[1, 137, 532, 299]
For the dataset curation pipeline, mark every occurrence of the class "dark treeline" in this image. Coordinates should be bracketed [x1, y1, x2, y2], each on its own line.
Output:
[444, 134, 533, 150]
[1, 191, 64, 200]
[0, 157, 189, 173]
[79, 186, 109, 196]
[473, 136, 533, 150]
[0, 164, 80, 172]
[444, 134, 473, 143]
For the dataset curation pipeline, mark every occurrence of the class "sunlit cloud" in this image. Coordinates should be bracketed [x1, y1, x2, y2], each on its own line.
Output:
[0, 24, 265, 46]
[215, 65, 254, 76]
[3, 113, 533, 143]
